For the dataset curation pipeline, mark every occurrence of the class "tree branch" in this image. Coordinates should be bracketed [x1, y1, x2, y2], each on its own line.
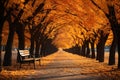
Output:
[90, 0, 109, 17]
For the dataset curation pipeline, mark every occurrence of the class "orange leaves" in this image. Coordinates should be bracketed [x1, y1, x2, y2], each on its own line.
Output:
[114, 0, 120, 23]
[52, 26, 75, 49]
[5, 0, 116, 48]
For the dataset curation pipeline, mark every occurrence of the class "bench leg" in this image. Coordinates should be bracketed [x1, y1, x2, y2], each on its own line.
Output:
[39, 59, 41, 66]
[28, 62, 31, 66]
[20, 63, 22, 68]
[34, 62, 36, 69]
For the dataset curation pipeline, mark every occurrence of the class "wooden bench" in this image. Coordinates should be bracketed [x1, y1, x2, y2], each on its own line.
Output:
[18, 50, 41, 69]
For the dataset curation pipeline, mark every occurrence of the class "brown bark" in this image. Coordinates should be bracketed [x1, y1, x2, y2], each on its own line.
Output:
[3, 26, 15, 66]
[117, 24, 120, 69]
[90, 42, 95, 58]
[16, 23, 25, 62]
[35, 40, 41, 57]
[0, 0, 8, 71]
[30, 37, 35, 55]
[106, 5, 120, 69]
[81, 42, 86, 56]
[96, 31, 109, 62]
[0, 26, 3, 71]
[86, 40, 90, 57]
[109, 31, 117, 65]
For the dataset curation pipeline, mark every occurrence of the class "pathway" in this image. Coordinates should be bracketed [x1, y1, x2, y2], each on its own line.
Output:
[19, 50, 115, 80]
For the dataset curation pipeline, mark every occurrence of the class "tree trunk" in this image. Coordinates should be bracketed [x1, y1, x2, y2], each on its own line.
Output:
[35, 40, 40, 57]
[90, 42, 95, 58]
[0, 14, 4, 72]
[40, 45, 44, 57]
[0, 0, 6, 71]
[16, 24, 25, 62]
[99, 34, 109, 62]
[30, 36, 35, 55]
[107, 4, 120, 69]
[40, 41, 47, 56]
[97, 33, 109, 62]
[42, 43, 46, 56]
[97, 41, 105, 62]
[118, 36, 120, 69]
[117, 24, 120, 69]
[0, 42, 1, 71]
[79, 46, 82, 55]
[96, 43, 100, 60]
[0, 25, 3, 71]
[40, 44, 44, 57]
[109, 31, 117, 65]
[3, 27, 15, 66]
[86, 41, 90, 57]
[81, 43, 86, 56]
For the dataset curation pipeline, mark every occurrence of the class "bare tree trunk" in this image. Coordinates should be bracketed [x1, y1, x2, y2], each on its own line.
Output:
[30, 36, 35, 55]
[96, 43, 100, 60]
[86, 40, 90, 57]
[109, 31, 117, 65]
[35, 40, 40, 57]
[90, 42, 95, 58]
[81, 43, 86, 56]
[97, 41, 105, 62]
[79, 46, 82, 55]
[40, 41, 47, 57]
[117, 24, 120, 69]
[3, 10, 14, 66]
[40, 44, 44, 57]
[77, 45, 81, 55]
[107, 5, 119, 68]
[3, 27, 15, 66]
[0, 15, 4, 71]
[100, 35, 108, 62]
[0, 26, 3, 71]
[96, 31, 109, 62]
[16, 24, 25, 62]
[118, 37, 120, 69]
[0, 0, 7, 71]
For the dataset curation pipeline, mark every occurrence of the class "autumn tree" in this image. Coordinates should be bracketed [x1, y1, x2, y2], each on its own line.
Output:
[25, 0, 46, 56]
[91, 0, 120, 68]
[3, 0, 30, 66]
[89, 30, 97, 58]
[0, 0, 9, 72]
[25, 0, 56, 57]
[96, 29, 109, 62]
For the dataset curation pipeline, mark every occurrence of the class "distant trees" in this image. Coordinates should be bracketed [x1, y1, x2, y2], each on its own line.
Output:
[89, 30, 97, 58]
[51, 0, 111, 64]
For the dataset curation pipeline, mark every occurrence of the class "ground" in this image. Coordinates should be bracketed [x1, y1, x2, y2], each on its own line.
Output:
[0, 50, 120, 80]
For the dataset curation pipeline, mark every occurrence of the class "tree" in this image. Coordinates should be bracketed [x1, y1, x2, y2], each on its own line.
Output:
[3, 0, 29, 66]
[96, 29, 109, 62]
[91, 0, 120, 68]
[0, 0, 9, 70]
[89, 30, 97, 58]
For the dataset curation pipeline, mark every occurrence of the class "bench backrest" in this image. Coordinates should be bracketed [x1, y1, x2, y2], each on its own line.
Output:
[19, 50, 30, 57]
[18, 50, 30, 61]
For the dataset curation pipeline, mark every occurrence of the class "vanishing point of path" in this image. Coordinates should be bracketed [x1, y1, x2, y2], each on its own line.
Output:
[20, 50, 116, 80]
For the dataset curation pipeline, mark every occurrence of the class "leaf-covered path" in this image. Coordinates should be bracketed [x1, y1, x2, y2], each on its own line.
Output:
[1, 50, 118, 80]
[21, 50, 116, 80]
